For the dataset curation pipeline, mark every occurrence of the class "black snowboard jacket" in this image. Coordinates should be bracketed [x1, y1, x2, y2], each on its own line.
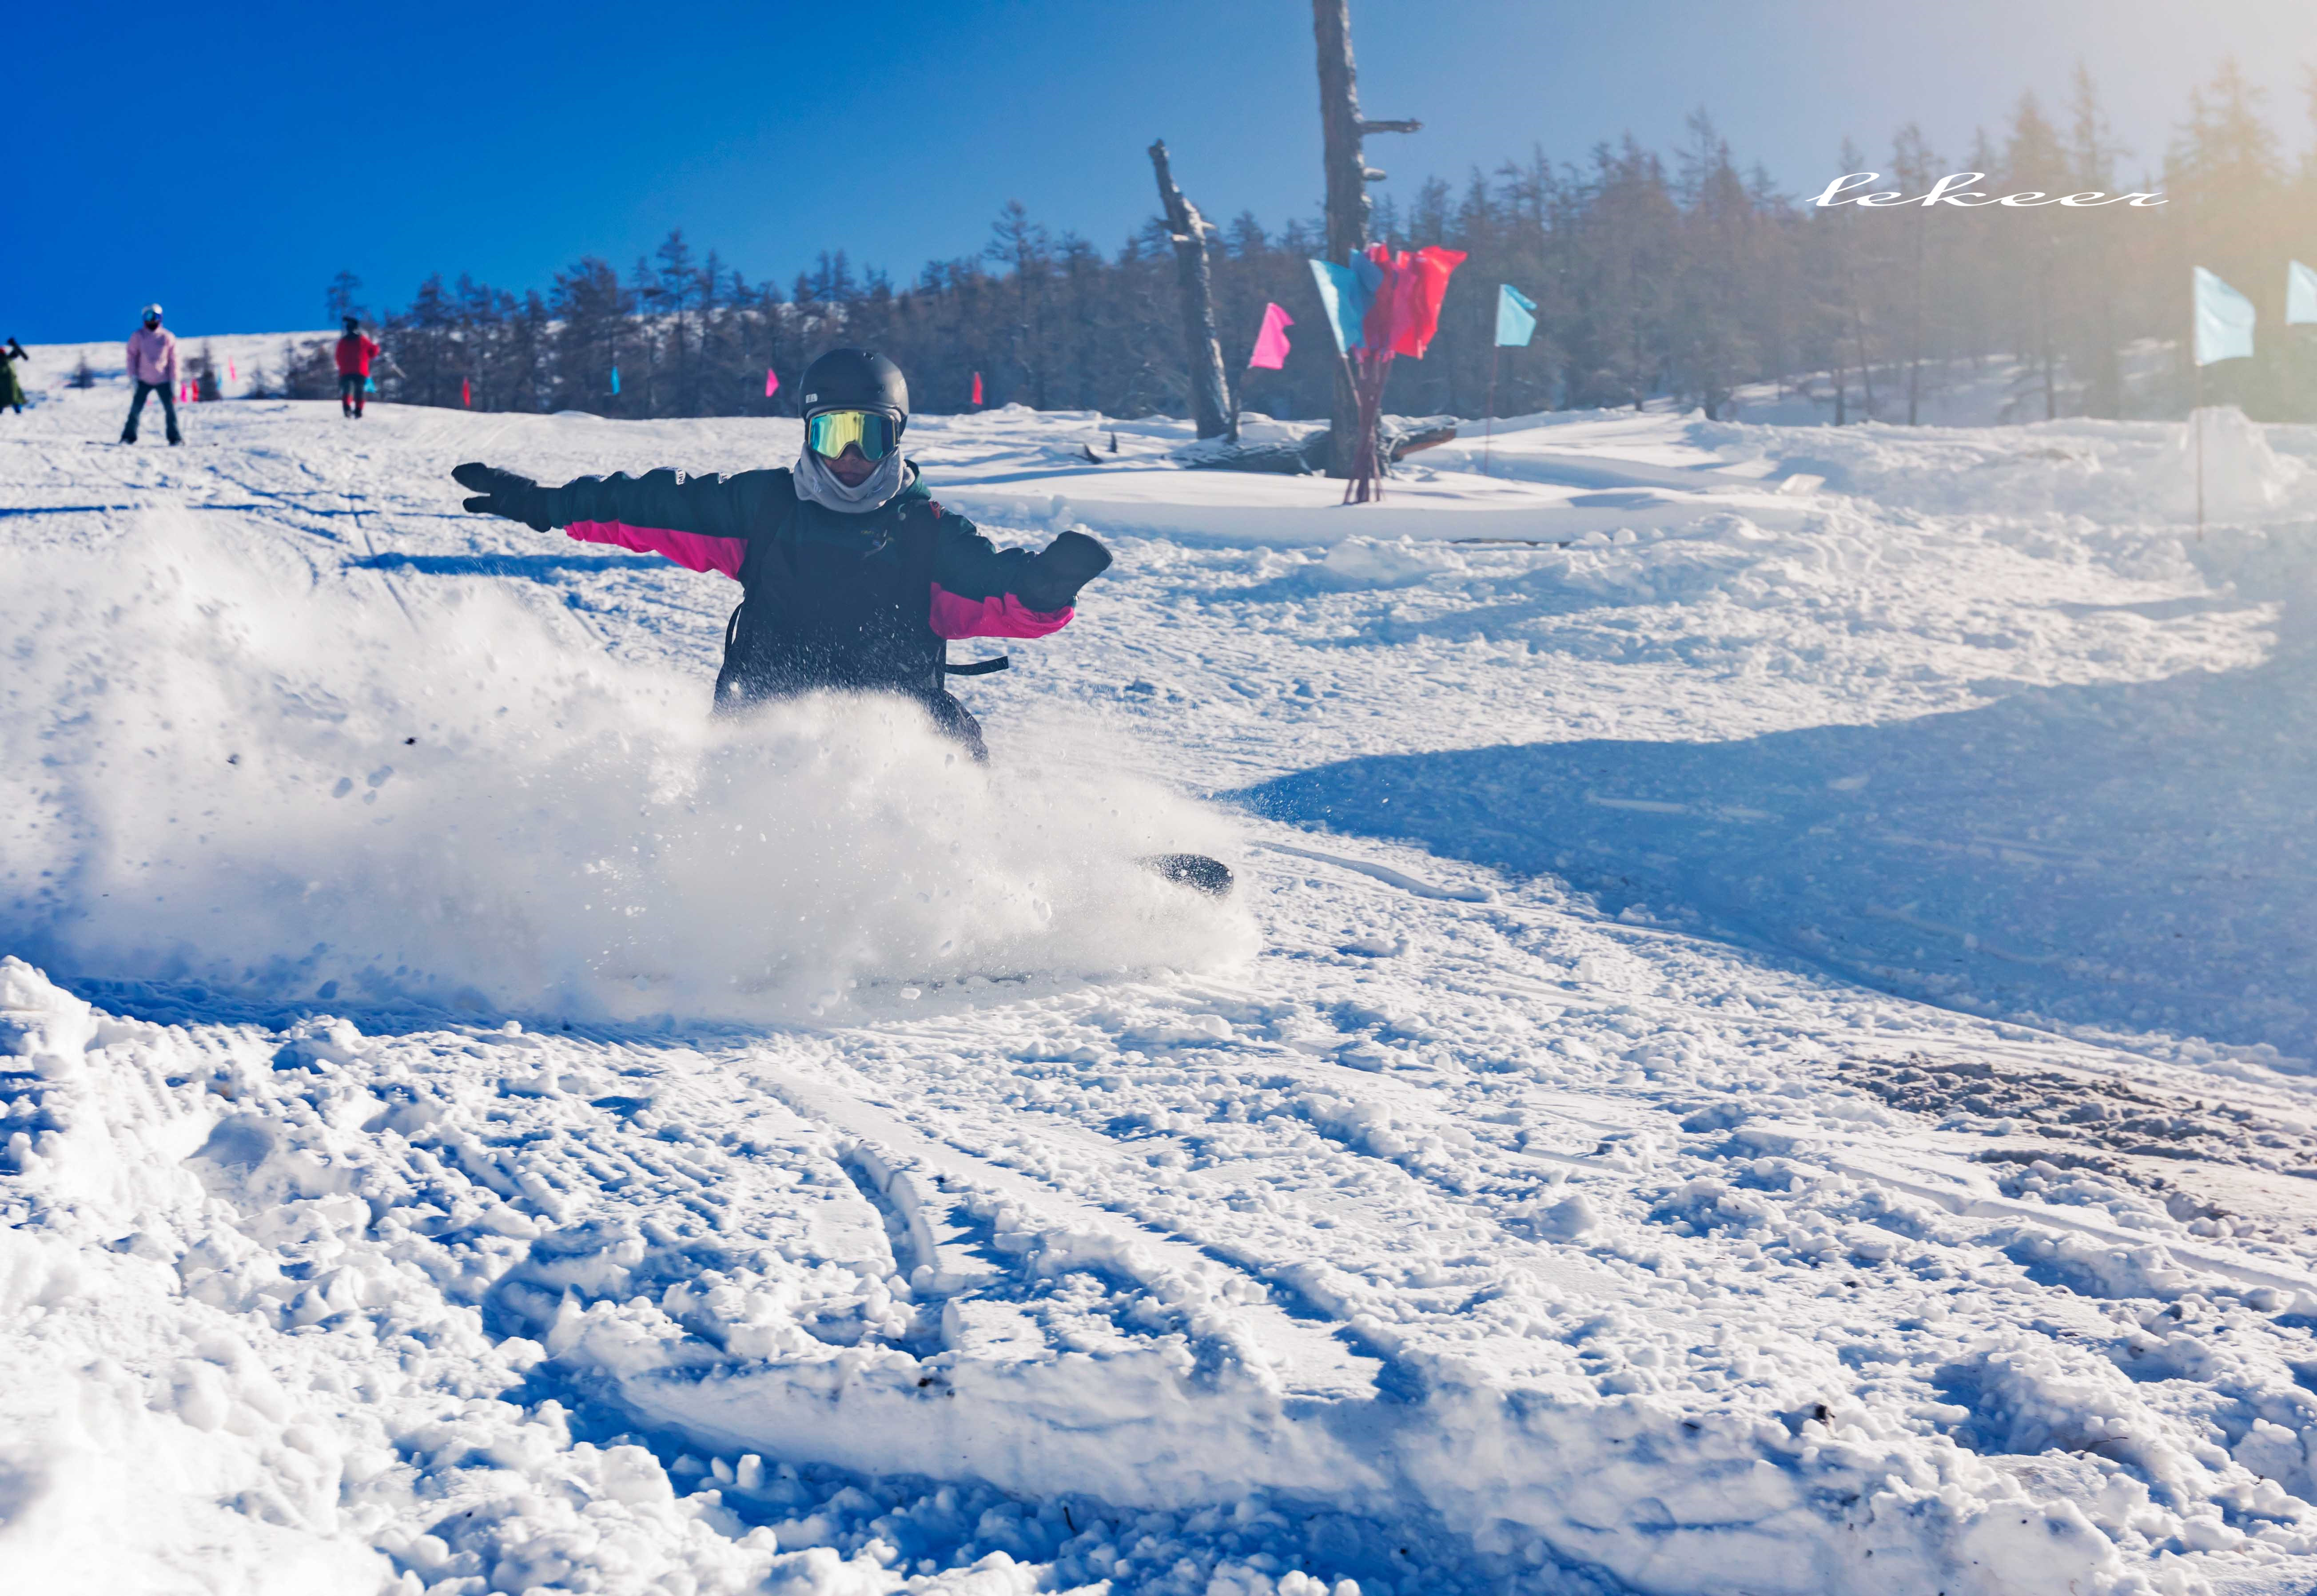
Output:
[530, 464, 1087, 708]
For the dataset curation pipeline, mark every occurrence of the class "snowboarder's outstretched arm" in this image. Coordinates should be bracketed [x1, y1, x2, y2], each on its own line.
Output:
[454, 462, 784, 539]
[926, 509, 1111, 639]
[452, 462, 792, 576]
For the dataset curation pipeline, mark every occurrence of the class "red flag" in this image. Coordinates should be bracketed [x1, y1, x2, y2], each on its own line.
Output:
[764, 366, 779, 399]
[461, 378, 472, 408]
[1393, 246, 1466, 358]
[970, 371, 983, 406]
[1358, 244, 1466, 360]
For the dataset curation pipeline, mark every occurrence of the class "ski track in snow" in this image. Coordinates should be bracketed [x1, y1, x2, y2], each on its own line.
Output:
[5, 369, 2317, 1596]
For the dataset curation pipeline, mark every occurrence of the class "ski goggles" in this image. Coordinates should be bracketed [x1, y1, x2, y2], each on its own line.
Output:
[806, 408, 900, 461]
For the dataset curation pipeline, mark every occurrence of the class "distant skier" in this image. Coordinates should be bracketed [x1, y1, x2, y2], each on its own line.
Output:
[334, 317, 379, 418]
[0, 337, 26, 415]
[120, 304, 181, 445]
[450, 347, 1111, 761]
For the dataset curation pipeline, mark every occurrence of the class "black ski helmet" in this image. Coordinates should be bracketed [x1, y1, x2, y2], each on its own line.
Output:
[800, 348, 908, 433]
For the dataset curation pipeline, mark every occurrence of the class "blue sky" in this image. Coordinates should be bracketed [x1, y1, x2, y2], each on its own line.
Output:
[11, 0, 2311, 342]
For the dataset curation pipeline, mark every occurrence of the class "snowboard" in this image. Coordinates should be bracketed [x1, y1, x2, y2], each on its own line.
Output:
[1141, 854, 1234, 897]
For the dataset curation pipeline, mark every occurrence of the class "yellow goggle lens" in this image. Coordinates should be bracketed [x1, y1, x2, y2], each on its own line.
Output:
[806, 409, 898, 461]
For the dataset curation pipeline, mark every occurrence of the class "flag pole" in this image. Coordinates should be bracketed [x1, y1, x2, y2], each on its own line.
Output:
[2194, 363, 2204, 542]
[1370, 353, 1390, 503]
[1484, 344, 1499, 477]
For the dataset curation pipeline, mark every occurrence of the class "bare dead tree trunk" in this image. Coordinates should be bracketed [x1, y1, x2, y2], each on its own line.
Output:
[1148, 140, 1234, 441]
[1312, 0, 1418, 477]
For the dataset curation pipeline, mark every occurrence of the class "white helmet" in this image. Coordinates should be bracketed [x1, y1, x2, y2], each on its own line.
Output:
[141, 304, 163, 322]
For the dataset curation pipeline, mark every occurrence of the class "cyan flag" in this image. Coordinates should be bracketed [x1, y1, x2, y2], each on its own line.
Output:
[2289, 260, 2317, 326]
[1495, 283, 1537, 347]
[2193, 267, 2255, 365]
[610, 365, 622, 395]
[1308, 258, 1373, 354]
[1350, 252, 1388, 349]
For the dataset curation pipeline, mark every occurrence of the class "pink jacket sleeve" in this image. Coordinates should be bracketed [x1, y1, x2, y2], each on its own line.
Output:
[560, 527, 1073, 640]
[164, 334, 179, 385]
[566, 520, 746, 579]
[928, 584, 1073, 640]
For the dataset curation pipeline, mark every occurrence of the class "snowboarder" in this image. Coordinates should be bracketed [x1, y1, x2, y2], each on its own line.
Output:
[0, 337, 27, 414]
[450, 347, 1111, 762]
[121, 305, 181, 445]
[334, 317, 379, 417]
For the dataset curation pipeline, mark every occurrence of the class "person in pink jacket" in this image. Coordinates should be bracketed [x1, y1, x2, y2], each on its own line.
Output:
[121, 304, 182, 446]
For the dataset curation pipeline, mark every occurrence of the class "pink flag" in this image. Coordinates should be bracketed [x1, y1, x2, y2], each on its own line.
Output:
[461, 378, 471, 408]
[228, 358, 237, 383]
[971, 371, 983, 406]
[764, 366, 779, 399]
[1248, 302, 1294, 369]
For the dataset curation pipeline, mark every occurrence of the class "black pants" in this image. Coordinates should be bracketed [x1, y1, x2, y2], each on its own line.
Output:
[340, 373, 366, 414]
[920, 690, 990, 762]
[123, 380, 180, 444]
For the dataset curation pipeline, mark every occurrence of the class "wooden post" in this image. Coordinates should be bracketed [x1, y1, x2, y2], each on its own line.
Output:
[1483, 343, 1499, 476]
[1148, 140, 1234, 441]
[1312, 0, 1418, 478]
[2194, 363, 2205, 541]
[1340, 349, 1393, 504]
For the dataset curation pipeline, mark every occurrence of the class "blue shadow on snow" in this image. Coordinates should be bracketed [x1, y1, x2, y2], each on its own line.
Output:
[349, 551, 673, 578]
[1237, 644, 2317, 1062]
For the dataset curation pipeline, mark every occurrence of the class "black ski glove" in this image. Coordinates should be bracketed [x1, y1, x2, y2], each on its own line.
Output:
[452, 462, 554, 531]
[1019, 529, 1112, 611]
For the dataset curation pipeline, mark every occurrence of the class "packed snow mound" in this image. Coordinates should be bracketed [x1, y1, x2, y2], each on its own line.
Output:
[0, 513, 1247, 1019]
[1704, 410, 2316, 523]
[2163, 406, 2307, 516]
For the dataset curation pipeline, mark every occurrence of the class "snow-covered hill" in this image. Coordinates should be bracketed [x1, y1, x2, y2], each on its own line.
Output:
[4, 362, 2317, 1596]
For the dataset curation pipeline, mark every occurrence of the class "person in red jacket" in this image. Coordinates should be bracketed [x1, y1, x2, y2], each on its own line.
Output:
[334, 317, 380, 417]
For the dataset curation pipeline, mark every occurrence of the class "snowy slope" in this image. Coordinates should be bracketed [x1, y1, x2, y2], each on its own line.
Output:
[4, 365, 2317, 1596]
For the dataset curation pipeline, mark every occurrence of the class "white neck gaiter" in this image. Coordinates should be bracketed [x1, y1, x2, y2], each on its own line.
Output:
[794, 446, 907, 513]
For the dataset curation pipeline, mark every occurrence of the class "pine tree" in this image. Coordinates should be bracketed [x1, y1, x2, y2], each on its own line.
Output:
[326, 270, 367, 326]
[191, 341, 223, 402]
[551, 258, 628, 414]
[1889, 123, 1944, 423]
[2001, 93, 2072, 420]
[2169, 60, 2291, 414]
